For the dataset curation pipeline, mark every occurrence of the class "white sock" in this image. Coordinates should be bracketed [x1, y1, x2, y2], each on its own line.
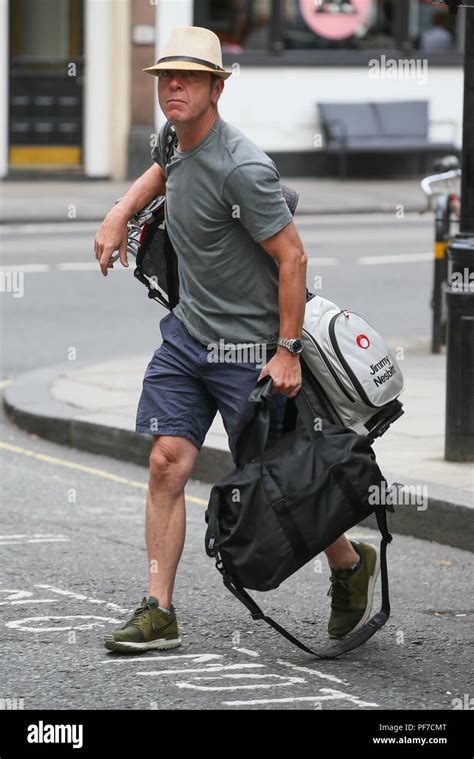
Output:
[158, 606, 170, 614]
[349, 557, 360, 571]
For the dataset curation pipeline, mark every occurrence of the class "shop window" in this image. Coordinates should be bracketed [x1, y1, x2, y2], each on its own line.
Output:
[411, 0, 462, 53]
[194, 0, 273, 52]
[283, 1, 399, 50]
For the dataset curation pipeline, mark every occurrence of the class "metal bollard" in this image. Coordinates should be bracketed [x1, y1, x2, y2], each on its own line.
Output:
[445, 235, 474, 461]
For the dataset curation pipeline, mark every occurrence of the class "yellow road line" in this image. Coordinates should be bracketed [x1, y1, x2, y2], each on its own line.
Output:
[0, 441, 208, 506]
[0, 379, 12, 389]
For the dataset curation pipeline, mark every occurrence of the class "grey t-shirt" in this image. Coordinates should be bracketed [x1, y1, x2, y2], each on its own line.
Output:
[151, 115, 293, 347]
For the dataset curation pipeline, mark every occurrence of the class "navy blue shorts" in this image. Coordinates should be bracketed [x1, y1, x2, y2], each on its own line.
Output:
[136, 312, 287, 462]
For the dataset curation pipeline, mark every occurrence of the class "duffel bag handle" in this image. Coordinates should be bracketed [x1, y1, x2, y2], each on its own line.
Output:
[248, 375, 273, 404]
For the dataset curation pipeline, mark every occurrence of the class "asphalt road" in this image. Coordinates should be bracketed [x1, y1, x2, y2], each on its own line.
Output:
[1, 212, 434, 378]
[0, 404, 473, 712]
[1, 213, 472, 717]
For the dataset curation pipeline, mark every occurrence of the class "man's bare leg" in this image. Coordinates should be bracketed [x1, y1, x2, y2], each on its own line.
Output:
[145, 435, 200, 609]
[324, 534, 359, 571]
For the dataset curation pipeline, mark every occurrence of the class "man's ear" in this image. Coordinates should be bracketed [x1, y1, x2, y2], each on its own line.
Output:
[212, 78, 224, 104]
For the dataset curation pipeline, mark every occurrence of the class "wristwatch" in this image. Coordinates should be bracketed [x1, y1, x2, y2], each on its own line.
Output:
[277, 337, 303, 355]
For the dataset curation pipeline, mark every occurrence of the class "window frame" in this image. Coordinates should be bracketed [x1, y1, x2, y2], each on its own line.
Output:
[195, 0, 464, 67]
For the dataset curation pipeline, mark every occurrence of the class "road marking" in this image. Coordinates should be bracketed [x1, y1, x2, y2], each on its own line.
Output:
[58, 262, 102, 271]
[0, 441, 208, 506]
[99, 654, 223, 665]
[306, 258, 339, 267]
[0, 264, 49, 273]
[357, 253, 432, 265]
[138, 664, 264, 676]
[177, 678, 305, 692]
[0, 254, 433, 273]
[232, 647, 260, 657]
[58, 262, 129, 272]
[277, 659, 348, 684]
[0, 222, 100, 235]
[223, 689, 379, 707]
[5, 615, 122, 632]
[0, 533, 67, 539]
[35, 584, 128, 613]
[0, 599, 58, 605]
[0, 263, 129, 273]
[0, 538, 70, 545]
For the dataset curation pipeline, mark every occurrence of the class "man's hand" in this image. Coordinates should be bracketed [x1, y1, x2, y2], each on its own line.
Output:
[257, 349, 302, 398]
[94, 206, 130, 277]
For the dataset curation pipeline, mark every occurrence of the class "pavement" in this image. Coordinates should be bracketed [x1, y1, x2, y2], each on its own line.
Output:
[2, 176, 473, 553]
[4, 342, 473, 554]
[0, 177, 429, 223]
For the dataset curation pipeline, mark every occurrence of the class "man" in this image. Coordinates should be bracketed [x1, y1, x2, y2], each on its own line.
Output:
[419, 12, 453, 53]
[95, 26, 379, 653]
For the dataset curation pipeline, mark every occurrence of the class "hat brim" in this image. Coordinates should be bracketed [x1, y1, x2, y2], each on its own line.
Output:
[143, 60, 231, 79]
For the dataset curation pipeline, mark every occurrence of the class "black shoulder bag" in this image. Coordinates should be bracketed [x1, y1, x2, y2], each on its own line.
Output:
[205, 372, 400, 659]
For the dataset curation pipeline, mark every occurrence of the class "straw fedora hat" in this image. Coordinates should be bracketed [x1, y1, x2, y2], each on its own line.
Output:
[143, 26, 232, 80]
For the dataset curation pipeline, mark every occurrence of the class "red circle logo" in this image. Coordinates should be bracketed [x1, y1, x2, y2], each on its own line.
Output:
[356, 334, 370, 349]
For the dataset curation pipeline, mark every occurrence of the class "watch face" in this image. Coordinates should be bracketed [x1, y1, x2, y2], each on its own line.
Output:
[293, 339, 303, 354]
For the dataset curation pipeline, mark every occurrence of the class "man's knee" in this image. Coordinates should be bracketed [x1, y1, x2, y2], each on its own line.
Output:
[149, 436, 198, 487]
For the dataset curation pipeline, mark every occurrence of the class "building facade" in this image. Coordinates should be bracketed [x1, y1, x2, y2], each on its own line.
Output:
[0, 0, 466, 180]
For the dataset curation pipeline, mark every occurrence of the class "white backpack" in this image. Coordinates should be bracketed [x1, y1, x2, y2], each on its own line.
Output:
[302, 295, 404, 438]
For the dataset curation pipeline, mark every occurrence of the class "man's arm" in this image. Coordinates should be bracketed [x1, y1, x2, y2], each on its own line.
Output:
[94, 163, 166, 277]
[258, 220, 308, 398]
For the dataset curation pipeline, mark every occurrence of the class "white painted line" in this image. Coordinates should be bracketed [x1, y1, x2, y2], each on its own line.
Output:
[0, 534, 67, 539]
[223, 690, 379, 707]
[138, 664, 264, 676]
[0, 262, 131, 273]
[193, 674, 297, 681]
[57, 262, 130, 272]
[0, 541, 29, 545]
[306, 258, 339, 266]
[320, 687, 380, 708]
[176, 678, 305, 691]
[57, 262, 99, 271]
[0, 538, 70, 545]
[0, 264, 49, 273]
[0, 222, 100, 235]
[232, 648, 260, 657]
[0, 599, 58, 605]
[357, 253, 432, 265]
[25, 538, 70, 544]
[277, 659, 348, 685]
[5, 615, 122, 632]
[100, 653, 222, 665]
[35, 584, 129, 613]
[223, 695, 342, 706]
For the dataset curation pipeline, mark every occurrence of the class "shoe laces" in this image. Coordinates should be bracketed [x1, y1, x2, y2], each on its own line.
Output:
[122, 597, 159, 631]
[327, 573, 350, 598]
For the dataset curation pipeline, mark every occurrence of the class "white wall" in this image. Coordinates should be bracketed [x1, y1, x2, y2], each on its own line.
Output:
[84, 0, 112, 176]
[109, 0, 131, 180]
[219, 65, 464, 153]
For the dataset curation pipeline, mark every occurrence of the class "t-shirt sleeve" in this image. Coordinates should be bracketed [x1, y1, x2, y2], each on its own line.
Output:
[222, 161, 293, 243]
[150, 124, 167, 170]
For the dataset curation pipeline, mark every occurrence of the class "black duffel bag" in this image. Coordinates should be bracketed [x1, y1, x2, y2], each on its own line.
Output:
[205, 375, 395, 659]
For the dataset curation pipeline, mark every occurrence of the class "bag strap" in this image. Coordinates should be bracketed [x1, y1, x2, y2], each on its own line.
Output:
[216, 378, 394, 659]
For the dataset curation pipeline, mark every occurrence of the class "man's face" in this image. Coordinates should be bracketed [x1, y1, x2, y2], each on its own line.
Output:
[157, 70, 221, 125]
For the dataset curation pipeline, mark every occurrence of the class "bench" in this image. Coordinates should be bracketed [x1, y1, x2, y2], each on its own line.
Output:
[318, 101, 456, 179]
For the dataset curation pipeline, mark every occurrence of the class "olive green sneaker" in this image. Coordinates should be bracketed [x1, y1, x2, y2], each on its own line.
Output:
[327, 540, 380, 639]
[104, 596, 181, 653]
